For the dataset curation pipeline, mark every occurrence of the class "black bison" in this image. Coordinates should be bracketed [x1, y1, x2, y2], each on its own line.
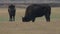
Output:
[8, 4, 16, 21]
[22, 4, 51, 22]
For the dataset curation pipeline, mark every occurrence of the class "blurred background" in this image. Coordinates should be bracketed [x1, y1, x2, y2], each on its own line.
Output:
[0, 0, 60, 8]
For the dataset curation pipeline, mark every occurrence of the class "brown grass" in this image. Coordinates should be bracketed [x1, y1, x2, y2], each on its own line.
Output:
[0, 7, 60, 34]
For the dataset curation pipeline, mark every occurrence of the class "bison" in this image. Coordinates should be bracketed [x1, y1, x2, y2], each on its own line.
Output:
[8, 4, 16, 21]
[22, 4, 51, 22]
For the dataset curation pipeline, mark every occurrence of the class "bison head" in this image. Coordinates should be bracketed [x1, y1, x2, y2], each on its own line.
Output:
[22, 17, 31, 22]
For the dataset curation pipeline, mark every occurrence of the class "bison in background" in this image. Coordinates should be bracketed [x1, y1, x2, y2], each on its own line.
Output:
[8, 4, 16, 21]
[22, 4, 51, 22]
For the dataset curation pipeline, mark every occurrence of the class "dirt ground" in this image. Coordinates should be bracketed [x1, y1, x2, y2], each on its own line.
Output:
[0, 7, 60, 34]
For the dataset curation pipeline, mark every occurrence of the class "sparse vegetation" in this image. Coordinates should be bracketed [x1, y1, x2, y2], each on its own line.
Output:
[0, 7, 60, 34]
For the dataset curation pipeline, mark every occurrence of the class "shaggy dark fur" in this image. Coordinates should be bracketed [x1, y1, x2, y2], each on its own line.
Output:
[8, 4, 16, 21]
[22, 4, 51, 22]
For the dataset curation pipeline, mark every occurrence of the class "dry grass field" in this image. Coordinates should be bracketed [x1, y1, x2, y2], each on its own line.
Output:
[0, 7, 60, 34]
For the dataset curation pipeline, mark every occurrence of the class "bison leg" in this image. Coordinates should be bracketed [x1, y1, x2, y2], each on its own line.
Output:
[32, 17, 35, 22]
[45, 15, 50, 22]
[12, 16, 15, 21]
[12, 12, 15, 21]
[9, 15, 12, 21]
